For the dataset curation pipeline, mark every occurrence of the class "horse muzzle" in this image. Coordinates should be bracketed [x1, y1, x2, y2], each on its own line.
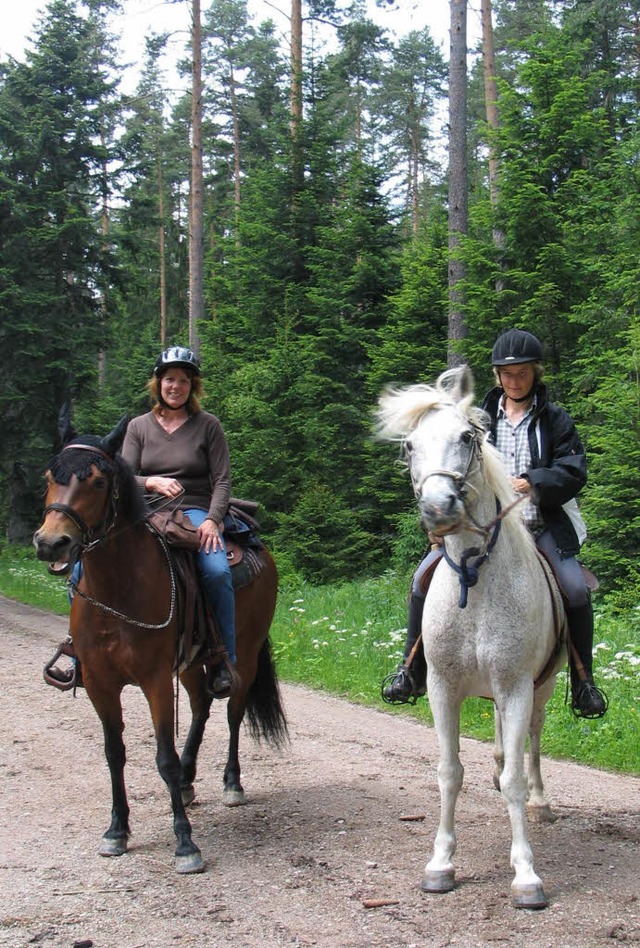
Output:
[418, 490, 464, 534]
[33, 528, 80, 575]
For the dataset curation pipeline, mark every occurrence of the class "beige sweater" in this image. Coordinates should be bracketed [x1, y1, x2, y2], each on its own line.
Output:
[122, 410, 231, 522]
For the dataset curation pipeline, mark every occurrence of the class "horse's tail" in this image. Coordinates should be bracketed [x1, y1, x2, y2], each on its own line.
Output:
[245, 636, 289, 747]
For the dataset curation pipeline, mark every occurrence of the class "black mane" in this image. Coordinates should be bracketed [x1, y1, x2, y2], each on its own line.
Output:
[48, 441, 149, 525]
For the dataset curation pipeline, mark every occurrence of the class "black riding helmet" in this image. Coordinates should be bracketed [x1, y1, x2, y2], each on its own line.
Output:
[491, 329, 543, 365]
[154, 346, 201, 377]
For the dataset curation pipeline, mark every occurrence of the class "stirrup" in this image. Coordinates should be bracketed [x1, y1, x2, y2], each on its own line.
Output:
[43, 636, 79, 692]
[381, 664, 426, 706]
[571, 679, 609, 720]
[207, 663, 233, 700]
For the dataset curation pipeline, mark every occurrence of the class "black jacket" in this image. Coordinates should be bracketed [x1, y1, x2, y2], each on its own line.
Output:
[482, 382, 587, 557]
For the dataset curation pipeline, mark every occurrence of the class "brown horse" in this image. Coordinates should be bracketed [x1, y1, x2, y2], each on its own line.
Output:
[33, 413, 287, 874]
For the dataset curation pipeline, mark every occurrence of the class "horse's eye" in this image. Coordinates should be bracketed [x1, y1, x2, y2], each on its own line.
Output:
[461, 430, 474, 446]
[405, 439, 413, 455]
[93, 477, 107, 490]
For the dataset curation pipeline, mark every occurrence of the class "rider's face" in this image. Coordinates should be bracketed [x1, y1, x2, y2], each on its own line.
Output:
[498, 364, 535, 401]
[160, 368, 192, 409]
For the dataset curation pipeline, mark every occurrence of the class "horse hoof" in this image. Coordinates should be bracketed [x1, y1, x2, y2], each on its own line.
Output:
[222, 786, 246, 807]
[511, 884, 548, 910]
[181, 785, 196, 807]
[99, 836, 127, 857]
[421, 868, 455, 894]
[176, 852, 205, 874]
[527, 803, 556, 824]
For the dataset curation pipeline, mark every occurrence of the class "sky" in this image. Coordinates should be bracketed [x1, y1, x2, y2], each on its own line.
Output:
[1, 0, 483, 94]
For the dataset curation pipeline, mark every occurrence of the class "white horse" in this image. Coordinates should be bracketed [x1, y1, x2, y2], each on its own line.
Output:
[377, 366, 566, 910]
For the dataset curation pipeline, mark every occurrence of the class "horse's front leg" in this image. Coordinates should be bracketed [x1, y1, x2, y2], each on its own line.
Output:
[146, 679, 205, 874]
[178, 665, 212, 807]
[493, 704, 504, 792]
[421, 679, 463, 895]
[496, 685, 548, 909]
[87, 685, 130, 858]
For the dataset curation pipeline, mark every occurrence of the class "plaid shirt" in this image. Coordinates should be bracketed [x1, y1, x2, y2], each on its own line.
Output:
[494, 394, 546, 537]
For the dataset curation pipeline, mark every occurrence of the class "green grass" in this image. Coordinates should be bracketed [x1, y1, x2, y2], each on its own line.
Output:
[2, 545, 638, 775]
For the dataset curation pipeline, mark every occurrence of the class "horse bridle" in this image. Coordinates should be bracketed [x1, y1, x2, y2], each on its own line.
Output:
[408, 425, 525, 608]
[408, 426, 481, 515]
[45, 443, 177, 630]
[43, 443, 120, 551]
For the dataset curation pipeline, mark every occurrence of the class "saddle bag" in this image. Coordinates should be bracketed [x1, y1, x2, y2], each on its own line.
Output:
[148, 508, 201, 552]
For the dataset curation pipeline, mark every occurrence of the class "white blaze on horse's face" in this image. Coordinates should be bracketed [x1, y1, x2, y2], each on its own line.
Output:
[406, 406, 477, 534]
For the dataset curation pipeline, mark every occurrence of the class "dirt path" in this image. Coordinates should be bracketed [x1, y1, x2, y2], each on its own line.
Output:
[0, 595, 638, 948]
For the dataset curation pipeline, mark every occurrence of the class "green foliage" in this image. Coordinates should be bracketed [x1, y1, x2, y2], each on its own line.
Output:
[1, 0, 639, 615]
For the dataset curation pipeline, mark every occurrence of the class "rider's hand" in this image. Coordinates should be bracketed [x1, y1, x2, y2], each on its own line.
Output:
[199, 518, 224, 554]
[144, 475, 183, 498]
[511, 477, 531, 495]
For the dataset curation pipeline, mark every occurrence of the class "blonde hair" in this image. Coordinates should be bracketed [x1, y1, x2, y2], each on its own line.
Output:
[148, 370, 204, 415]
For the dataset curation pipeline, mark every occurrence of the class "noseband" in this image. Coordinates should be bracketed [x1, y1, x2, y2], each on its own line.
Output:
[408, 428, 525, 609]
[43, 443, 119, 550]
[410, 431, 480, 508]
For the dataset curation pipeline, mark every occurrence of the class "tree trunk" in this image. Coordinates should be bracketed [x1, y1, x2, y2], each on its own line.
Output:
[482, 0, 500, 207]
[189, 0, 204, 353]
[447, 0, 468, 365]
[481, 0, 506, 287]
[290, 0, 304, 195]
[158, 158, 167, 348]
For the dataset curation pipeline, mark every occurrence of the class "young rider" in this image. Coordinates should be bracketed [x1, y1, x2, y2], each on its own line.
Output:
[381, 329, 608, 720]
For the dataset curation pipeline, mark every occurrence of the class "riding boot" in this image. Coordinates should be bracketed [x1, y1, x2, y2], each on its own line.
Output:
[381, 593, 427, 705]
[565, 601, 608, 719]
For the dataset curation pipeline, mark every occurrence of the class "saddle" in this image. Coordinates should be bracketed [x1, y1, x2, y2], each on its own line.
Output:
[148, 498, 268, 673]
[532, 550, 568, 690]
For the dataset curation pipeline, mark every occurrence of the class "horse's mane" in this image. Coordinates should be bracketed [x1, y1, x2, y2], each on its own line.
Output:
[376, 368, 488, 443]
[48, 440, 149, 525]
[377, 368, 537, 558]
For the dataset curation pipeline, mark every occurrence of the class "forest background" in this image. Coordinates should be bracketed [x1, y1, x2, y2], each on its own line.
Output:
[1, 0, 639, 610]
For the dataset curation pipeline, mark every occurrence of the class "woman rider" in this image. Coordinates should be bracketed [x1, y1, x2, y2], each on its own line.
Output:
[45, 346, 236, 699]
[121, 346, 235, 697]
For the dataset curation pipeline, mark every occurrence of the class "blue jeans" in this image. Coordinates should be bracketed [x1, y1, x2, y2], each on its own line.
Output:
[185, 508, 236, 663]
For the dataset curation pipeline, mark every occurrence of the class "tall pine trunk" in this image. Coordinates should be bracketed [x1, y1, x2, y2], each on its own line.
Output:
[448, 0, 468, 365]
[189, 0, 204, 352]
[482, 0, 505, 273]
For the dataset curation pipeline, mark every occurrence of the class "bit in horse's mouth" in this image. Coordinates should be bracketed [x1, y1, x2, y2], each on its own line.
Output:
[48, 561, 71, 576]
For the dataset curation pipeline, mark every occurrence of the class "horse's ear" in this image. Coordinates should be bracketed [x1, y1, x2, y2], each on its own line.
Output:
[458, 364, 475, 400]
[101, 415, 131, 457]
[58, 403, 77, 446]
[438, 365, 475, 403]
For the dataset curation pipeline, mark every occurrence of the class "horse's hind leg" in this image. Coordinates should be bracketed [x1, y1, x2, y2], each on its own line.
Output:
[222, 690, 248, 807]
[526, 685, 555, 824]
[146, 681, 205, 874]
[496, 687, 548, 909]
[421, 684, 463, 895]
[178, 665, 212, 806]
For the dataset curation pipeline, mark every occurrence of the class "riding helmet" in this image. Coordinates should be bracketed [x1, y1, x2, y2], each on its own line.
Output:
[154, 346, 201, 376]
[491, 329, 543, 365]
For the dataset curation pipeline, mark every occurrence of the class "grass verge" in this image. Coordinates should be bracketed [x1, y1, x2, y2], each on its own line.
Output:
[2, 545, 638, 775]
